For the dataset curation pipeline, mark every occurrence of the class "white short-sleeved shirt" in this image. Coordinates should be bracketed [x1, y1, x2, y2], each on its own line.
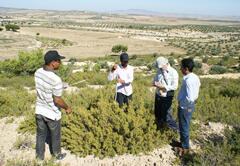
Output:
[108, 65, 134, 96]
[34, 67, 63, 120]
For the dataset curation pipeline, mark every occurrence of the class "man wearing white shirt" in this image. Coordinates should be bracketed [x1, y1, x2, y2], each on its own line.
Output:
[108, 53, 134, 108]
[34, 50, 72, 162]
[153, 57, 179, 132]
[175, 58, 200, 154]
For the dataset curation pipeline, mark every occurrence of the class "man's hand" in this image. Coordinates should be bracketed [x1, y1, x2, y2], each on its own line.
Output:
[62, 82, 68, 89]
[154, 82, 164, 89]
[111, 64, 118, 73]
[117, 78, 125, 84]
[66, 107, 72, 115]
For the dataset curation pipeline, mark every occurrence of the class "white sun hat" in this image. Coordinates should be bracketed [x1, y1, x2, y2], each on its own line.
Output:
[155, 57, 168, 68]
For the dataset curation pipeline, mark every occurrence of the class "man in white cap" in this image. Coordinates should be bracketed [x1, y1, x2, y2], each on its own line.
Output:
[153, 56, 179, 132]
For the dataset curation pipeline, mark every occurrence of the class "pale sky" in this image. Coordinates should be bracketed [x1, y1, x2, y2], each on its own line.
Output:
[0, 0, 240, 16]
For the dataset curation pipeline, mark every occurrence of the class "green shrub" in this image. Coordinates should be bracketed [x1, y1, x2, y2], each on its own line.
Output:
[111, 44, 128, 54]
[209, 65, 227, 74]
[193, 78, 240, 126]
[19, 83, 174, 158]
[93, 64, 101, 72]
[13, 135, 34, 150]
[131, 54, 137, 59]
[69, 57, 77, 63]
[0, 88, 35, 118]
[0, 75, 34, 88]
[202, 57, 208, 63]
[222, 55, 230, 61]
[194, 61, 202, 69]
[5, 24, 20, 31]
[187, 127, 240, 165]
[168, 57, 175, 66]
[147, 63, 155, 71]
[0, 49, 44, 75]
[219, 84, 240, 98]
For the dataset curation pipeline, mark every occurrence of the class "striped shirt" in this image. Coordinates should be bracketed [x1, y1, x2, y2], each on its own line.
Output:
[177, 73, 200, 109]
[34, 67, 63, 120]
[108, 64, 134, 96]
[154, 64, 179, 97]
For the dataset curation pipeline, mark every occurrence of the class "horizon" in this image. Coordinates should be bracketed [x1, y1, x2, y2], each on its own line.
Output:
[0, 0, 240, 17]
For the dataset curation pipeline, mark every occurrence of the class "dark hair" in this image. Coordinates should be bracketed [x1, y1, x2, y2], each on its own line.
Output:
[181, 58, 194, 72]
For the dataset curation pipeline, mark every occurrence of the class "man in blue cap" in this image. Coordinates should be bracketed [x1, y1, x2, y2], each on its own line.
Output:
[108, 53, 134, 108]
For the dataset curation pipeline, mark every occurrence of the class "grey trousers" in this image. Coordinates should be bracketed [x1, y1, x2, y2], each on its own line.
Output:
[36, 114, 61, 160]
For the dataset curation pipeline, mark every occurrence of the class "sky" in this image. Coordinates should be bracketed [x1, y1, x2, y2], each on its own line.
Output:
[0, 0, 240, 17]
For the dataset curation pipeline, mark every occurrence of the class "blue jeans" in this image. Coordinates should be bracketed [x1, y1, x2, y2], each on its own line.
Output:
[178, 104, 195, 149]
[155, 95, 179, 132]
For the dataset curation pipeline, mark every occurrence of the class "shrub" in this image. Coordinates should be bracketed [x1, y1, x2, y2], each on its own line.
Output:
[0, 27, 3, 31]
[111, 44, 128, 54]
[13, 135, 34, 150]
[19, 83, 174, 158]
[93, 64, 101, 72]
[202, 57, 208, 63]
[153, 53, 158, 57]
[69, 57, 77, 63]
[0, 88, 35, 118]
[5, 24, 20, 31]
[147, 63, 155, 71]
[131, 54, 137, 59]
[0, 49, 44, 75]
[194, 61, 202, 69]
[209, 65, 227, 74]
[187, 127, 240, 165]
[168, 57, 175, 66]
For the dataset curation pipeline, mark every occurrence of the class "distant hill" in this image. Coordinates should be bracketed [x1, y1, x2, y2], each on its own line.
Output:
[109, 9, 161, 16]
[0, 7, 27, 11]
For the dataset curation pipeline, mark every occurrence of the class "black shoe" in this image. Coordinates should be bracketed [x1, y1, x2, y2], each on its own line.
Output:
[55, 153, 66, 162]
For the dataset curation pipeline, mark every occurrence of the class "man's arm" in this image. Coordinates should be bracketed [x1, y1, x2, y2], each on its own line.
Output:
[108, 64, 118, 81]
[53, 96, 71, 114]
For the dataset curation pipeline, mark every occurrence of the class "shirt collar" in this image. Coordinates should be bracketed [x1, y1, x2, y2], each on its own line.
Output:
[120, 64, 128, 69]
[43, 67, 56, 74]
[183, 72, 193, 79]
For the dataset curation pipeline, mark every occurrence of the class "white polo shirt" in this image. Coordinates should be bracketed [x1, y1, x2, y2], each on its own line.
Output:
[34, 67, 63, 121]
[108, 64, 134, 96]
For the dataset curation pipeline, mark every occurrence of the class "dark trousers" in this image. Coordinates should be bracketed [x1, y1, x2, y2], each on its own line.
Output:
[178, 104, 195, 149]
[116, 92, 132, 108]
[36, 114, 61, 160]
[154, 95, 179, 131]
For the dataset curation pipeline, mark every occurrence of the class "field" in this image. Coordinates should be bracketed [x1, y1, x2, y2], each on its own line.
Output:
[0, 8, 240, 166]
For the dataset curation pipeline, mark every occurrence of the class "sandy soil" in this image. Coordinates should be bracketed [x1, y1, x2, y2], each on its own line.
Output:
[0, 27, 185, 60]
